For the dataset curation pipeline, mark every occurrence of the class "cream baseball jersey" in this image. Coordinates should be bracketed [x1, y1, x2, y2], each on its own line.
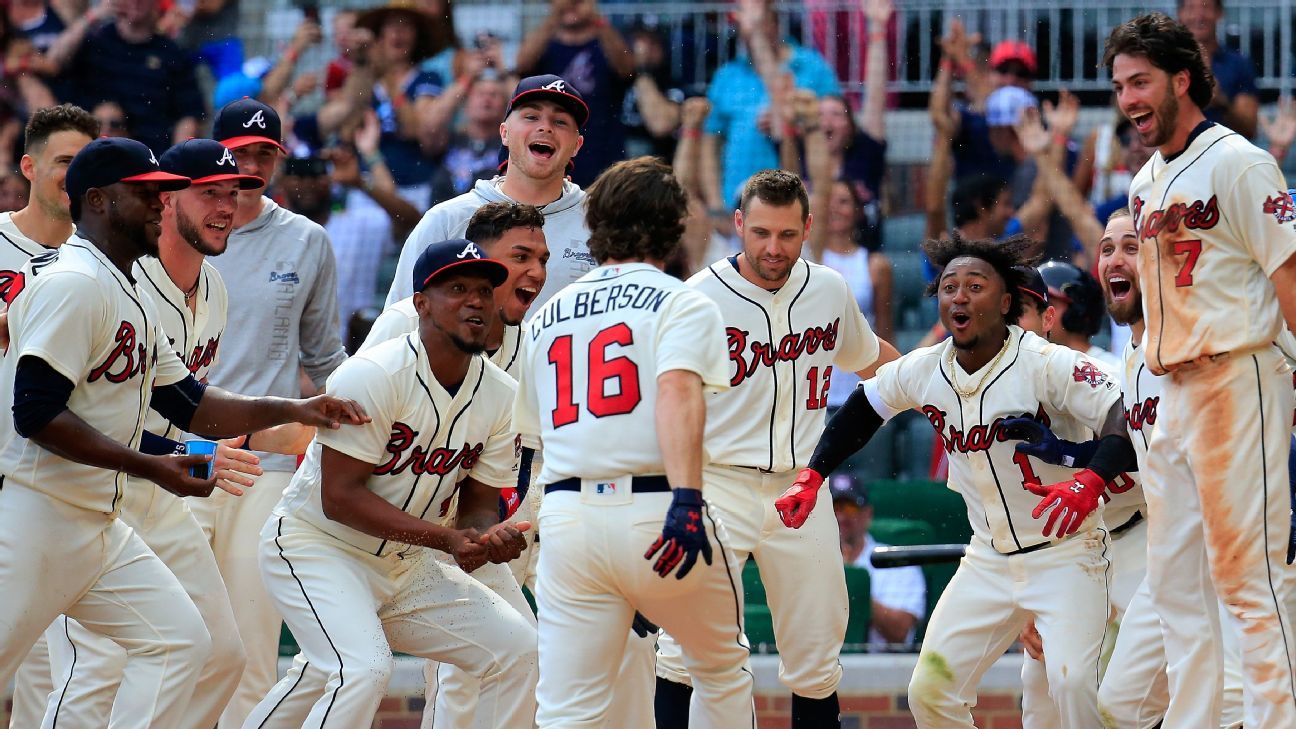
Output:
[514, 263, 730, 485]
[687, 257, 880, 472]
[362, 296, 524, 378]
[1121, 338, 1163, 476]
[276, 333, 517, 556]
[135, 257, 228, 442]
[865, 327, 1122, 553]
[1129, 123, 1296, 375]
[0, 212, 48, 301]
[0, 239, 191, 513]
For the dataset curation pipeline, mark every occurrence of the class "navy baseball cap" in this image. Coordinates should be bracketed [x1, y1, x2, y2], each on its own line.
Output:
[412, 238, 509, 293]
[505, 75, 589, 127]
[829, 473, 869, 508]
[159, 139, 265, 189]
[213, 97, 286, 153]
[66, 137, 191, 203]
[1016, 265, 1050, 307]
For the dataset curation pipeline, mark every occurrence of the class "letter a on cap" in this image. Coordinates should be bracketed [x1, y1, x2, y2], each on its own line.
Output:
[243, 110, 267, 129]
[218, 147, 236, 167]
[457, 242, 482, 259]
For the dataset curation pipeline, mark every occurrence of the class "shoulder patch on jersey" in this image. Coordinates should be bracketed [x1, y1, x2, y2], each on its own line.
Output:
[1072, 361, 1110, 389]
[1263, 190, 1296, 223]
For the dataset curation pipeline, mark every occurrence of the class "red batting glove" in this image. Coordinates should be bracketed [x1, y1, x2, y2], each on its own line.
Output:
[500, 488, 521, 519]
[1026, 468, 1106, 538]
[775, 469, 824, 529]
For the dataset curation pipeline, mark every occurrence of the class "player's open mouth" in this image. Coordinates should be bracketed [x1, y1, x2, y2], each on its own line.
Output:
[464, 316, 486, 328]
[516, 286, 538, 306]
[950, 311, 972, 329]
[1107, 275, 1132, 299]
[1130, 111, 1153, 134]
[528, 142, 555, 159]
[207, 221, 228, 231]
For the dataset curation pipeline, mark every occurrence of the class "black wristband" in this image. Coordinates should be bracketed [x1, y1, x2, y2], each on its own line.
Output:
[1086, 433, 1137, 483]
[807, 386, 884, 476]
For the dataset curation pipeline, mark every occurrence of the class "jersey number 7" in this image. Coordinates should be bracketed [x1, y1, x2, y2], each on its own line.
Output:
[547, 323, 643, 428]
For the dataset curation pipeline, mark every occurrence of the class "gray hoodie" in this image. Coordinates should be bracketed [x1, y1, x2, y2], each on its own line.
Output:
[208, 197, 347, 472]
[385, 176, 592, 308]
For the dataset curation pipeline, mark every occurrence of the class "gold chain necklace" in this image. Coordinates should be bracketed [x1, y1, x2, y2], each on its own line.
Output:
[944, 333, 1012, 398]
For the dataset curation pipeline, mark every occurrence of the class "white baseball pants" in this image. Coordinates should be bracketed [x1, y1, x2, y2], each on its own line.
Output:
[536, 485, 754, 729]
[244, 515, 537, 728]
[9, 636, 54, 728]
[655, 465, 846, 699]
[190, 469, 292, 729]
[1145, 348, 1296, 728]
[0, 483, 210, 729]
[41, 485, 244, 729]
[908, 531, 1111, 728]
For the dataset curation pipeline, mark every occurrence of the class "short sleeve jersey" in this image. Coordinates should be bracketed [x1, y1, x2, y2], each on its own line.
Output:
[0, 240, 190, 514]
[1129, 123, 1296, 374]
[687, 257, 881, 472]
[870, 327, 1122, 553]
[277, 333, 518, 556]
[514, 263, 730, 485]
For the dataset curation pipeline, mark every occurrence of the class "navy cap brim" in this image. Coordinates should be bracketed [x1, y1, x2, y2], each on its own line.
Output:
[120, 171, 191, 191]
[508, 89, 590, 127]
[190, 172, 265, 190]
[418, 259, 510, 291]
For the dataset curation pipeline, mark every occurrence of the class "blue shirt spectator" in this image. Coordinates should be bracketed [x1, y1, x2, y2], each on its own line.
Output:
[706, 41, 840, 207]
[1207, 46, 1258, 125]
[66, 21, 204, 154]
[530, 37, 630, 188]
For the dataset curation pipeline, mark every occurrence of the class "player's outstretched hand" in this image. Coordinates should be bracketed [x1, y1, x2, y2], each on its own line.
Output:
[212, 442, 262, 496]
[477, 521, 531, 564]
[645, 488, 712, 579]
[631, 611, 660, 638]
[293, 395, 370, 430]
[1026, 468, 1106, 538]
[448, 529, 489, 573]
[775, 468, 824, 529]
[149, 453, 218, 498]
[1020, 618, 1044, 662]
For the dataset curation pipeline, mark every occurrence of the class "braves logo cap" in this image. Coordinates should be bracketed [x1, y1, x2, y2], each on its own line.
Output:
[159, 138, 265, 189]
[212, 97, 287, 153]
[505, 74, 589, 127]
[412, 238, 509, 293]
[66, 137, 190, 202]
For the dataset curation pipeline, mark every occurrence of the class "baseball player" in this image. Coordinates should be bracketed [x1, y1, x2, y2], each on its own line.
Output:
[514, 156, 754, 729]
[786, 233, 1137, 727]
[36, 138, 268, 729]
[655, 169, 899, 728]
[195, 97, 349, 727]
[386, 74, 593, 309]
[1107, 13, 1296, 725]
[0, 104, 98, 729]
[0, 137, 365, 729]
[1036, 261, 1122, 370]
[1010, 209, 1247, 727]
[242, 239, 538, 728]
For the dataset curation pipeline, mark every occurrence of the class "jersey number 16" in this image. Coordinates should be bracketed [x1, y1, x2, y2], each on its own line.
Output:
[547, 323, 643, 428]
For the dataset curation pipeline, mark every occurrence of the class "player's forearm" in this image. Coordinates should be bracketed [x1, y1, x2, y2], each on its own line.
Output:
[188, 389, 306, 438]
[855, 338, 901, 381]
[455, 477, 503, 531]
[29, 411, 165, 483]
[1085, 403, 1137, 482]
[807, 385, 884, 475]
[1269, 251, 1296, 333]
[655, 369, 705, 488]
[322, 480, 461, 552]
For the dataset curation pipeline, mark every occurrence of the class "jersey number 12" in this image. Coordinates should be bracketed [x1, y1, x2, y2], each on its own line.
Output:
[547, 323, 643, 428]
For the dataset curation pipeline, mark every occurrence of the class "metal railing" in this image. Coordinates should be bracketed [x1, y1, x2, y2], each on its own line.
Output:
[240, 0, 1296, 102]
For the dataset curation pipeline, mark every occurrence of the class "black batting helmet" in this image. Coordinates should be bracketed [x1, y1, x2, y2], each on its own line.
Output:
[1038, 260, 1106, 337]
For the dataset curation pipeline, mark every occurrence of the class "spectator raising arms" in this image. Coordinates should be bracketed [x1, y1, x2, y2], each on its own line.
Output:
[705, 0, 840, 214]
[52, 0, 204, 153]
[515, 0, 634, 187]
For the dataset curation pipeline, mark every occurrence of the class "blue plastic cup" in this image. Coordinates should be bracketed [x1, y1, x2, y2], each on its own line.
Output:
[184, 438, 218, 479]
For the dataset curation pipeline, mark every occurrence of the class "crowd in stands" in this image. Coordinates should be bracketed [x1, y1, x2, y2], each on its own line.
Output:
[0, 0, 1291, 649]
